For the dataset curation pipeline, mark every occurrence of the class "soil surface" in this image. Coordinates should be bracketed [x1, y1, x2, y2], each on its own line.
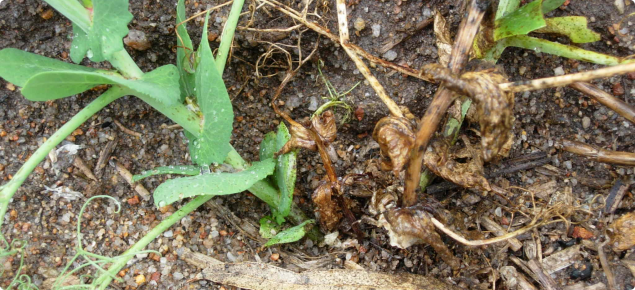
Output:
[1, 0, 635, 289]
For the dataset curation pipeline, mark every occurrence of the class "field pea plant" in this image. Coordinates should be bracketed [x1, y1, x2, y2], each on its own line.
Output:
[0, 0, 317, 288]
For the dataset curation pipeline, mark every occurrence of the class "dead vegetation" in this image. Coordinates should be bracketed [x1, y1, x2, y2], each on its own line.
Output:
[211, 0, 635, 288]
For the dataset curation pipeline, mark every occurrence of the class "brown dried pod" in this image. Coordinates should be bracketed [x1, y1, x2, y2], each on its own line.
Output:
[311, 110, 337, 143]
[312, 182, 342, 231]
[460, 68, 514, 161]
[379, 206, 460, 270]
[423, 139, 491, 192]
[372, 116, 416, 176]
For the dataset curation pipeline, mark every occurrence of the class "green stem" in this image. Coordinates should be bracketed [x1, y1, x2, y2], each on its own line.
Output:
[0, 87, 126, 228]
[109, 50, 144, 79]
[94, 195, 213, 289]
[489, 35, 632, 65]
[215, 0, 245, 74]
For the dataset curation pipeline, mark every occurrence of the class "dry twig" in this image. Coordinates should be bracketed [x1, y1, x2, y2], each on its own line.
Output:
[569, 82, 635, 124]
[561, 139, 635, 166]
[113, 119, 142, 138]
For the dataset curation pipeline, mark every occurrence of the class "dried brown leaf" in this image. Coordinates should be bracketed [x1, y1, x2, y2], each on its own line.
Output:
[278, 111, 337, 155]
[372, 116, 416, 176]
[460, 67, 514, 161]
[312, 182, 342, 231]
[434, 10, 453, 67]
[312, 110, 337, 143]
[379, 206, 460, 270]
[423, 139, 491, 191]
[609, 212, 635, 252]
[199, 262, 461, 290]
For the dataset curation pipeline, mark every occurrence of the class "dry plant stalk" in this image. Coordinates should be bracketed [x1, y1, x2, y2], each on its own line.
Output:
[334, 0, 403, 118]
[569, 82, 635, 124]
[561, 139, 635, 166]
[403, 0, 488, 206]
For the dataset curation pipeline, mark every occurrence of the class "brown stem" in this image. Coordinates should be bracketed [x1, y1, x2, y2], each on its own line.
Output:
[403, 0, 488, 207]
[561, 139, 635, 166]
[569, 82, 635, 124]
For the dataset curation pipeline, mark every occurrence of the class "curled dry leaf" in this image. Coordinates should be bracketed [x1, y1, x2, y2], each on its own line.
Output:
[278, 111, 337, 155]
[312, 181, 342, 231]
[372, 116, 416, 175]
[434, 10, 453, 67]
[423, 139, 491, 192]
[312, 110, 337, 143]
[460, 67, 514, 161]
[378, 205, 460, 270]
[608, 212, 635, 252]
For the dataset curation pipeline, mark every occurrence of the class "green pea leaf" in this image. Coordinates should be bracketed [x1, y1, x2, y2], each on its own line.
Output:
[274, 122, 296, 222]
[495, 0, 546, 41]
[86, 0, 133, 62]
[21, 65, 181, 105]
[0, 48, 95, 87]
[132, 165, 201, 182]
[535, 16, 601, 43]
[259, 132, 277, 161]
[153, 159, 276, 207]
[187, 12, 234, 166]
[542, 0, 567, 14]
[263, 220, 314, 247]
[70, 23, 90, 64]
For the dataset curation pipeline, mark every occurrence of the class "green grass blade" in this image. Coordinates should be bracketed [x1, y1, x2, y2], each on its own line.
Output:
[43, 0, 91, 32]
[216, 0, 245, 74]
[176, 0, 195, 100]
[153, 159, 276, 207]
[132, 165, 201, 182]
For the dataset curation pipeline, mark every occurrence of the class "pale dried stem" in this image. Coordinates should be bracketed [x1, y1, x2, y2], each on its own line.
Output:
[334, 0, 403, 118]
[431, 217, 536, 247]
[499, 62, 635, 92]
[238, 24, 303, 32]
[570, 82, 635, 124]
[597, 240, 617, 290]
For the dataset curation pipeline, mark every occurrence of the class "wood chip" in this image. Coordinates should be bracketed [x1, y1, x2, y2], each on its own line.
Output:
[112, 161, 150, 199]
[199, 262, 461, 290]
[94, 136, 117, 177]
[72, 156, 98, 181]
[541, 245, 581, 274]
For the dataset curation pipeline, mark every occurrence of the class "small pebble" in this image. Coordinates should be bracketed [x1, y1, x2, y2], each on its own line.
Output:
[308, 96, 319, 111]
[372, 24, 381, 37]
[135, 274, 146, 285]
[582, 117, 591, 129]
[173, 272, 184, 280]
[271, 253, 280, 261]
[383, 50, 398, 61]
[612, 83, 624, 96]
[124, 30, 151, 51]
[553, 66, 565, 76]
[564, 160, 572, 170]
[164, 230, 173, 238]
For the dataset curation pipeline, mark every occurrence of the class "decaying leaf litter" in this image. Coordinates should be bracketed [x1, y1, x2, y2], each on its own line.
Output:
[1, 0, 635, 289]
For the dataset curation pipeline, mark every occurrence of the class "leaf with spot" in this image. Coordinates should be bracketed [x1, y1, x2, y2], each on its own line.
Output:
[259, 216, 282, 239]
[21, 65, 181, 104]
[534, 16, 601, 43]
[263, 220, 314, 247]
[153, 159, 276, 207]
[132, 165, 200, 182]
[186, 12, 234, 166]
